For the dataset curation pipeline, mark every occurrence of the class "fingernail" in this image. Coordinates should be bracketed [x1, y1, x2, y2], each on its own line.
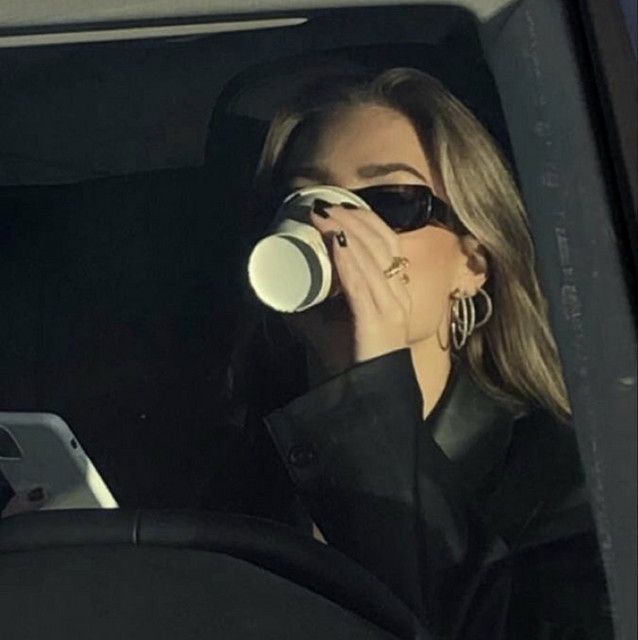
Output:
[336, 231, 348, 247]
[340, 202, 358, 210]
[28, 487, 44, 502]
[312, 199, 332, 218]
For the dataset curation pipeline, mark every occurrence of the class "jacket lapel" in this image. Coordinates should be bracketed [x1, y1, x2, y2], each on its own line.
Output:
[426, 360, 594, 549]
[424, 360, 519, 496]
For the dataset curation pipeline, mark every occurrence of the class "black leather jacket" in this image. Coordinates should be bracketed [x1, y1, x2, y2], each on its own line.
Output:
[263, 349, 614, 639]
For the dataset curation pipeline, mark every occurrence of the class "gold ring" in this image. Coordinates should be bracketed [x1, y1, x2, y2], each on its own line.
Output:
[383, 256, 410, 279]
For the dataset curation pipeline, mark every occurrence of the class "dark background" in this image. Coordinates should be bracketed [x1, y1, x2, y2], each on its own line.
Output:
[0, 7, 514, 509]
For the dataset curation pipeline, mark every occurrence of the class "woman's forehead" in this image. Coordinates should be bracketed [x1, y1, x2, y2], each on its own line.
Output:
[285, 104, 432, 183]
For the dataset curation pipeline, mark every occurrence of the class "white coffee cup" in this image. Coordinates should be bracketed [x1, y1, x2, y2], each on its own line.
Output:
[248, 185, 371, 313]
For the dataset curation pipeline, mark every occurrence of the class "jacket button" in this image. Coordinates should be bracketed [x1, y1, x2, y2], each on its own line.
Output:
[288, 444, 318, 468]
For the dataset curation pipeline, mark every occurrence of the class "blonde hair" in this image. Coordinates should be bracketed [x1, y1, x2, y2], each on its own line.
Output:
[254, 67, 571, 423]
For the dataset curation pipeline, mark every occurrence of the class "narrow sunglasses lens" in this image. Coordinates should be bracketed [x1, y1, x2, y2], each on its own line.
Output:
[354, 185, 432, 230]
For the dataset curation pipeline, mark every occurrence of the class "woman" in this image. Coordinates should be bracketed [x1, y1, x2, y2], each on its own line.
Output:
[219, 67, 613, 639]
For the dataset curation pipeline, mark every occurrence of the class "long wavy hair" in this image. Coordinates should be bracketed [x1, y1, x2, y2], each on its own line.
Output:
[238, 67, 571, 424]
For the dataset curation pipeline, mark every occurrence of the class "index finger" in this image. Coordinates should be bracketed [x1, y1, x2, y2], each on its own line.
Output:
[336, 203, 402, 252]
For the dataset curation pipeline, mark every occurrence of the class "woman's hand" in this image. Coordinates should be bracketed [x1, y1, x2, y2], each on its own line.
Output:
[310, 203, 412, 364]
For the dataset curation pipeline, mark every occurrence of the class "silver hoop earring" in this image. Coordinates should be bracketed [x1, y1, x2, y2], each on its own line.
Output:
[450, 287, 493, 350]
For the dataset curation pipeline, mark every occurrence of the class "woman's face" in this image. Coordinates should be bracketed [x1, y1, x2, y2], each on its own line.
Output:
[280, 104, 485, 369]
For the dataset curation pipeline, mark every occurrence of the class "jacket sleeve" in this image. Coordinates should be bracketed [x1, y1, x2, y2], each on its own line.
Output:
[263, 349, 495, 632]
[263, 349, 614, 639]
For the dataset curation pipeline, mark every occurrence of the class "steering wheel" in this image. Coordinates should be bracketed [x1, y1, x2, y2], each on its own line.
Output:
[0, 509, 428, 640]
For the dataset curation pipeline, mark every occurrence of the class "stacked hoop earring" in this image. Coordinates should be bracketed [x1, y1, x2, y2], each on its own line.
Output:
[450, 287, 493, 350]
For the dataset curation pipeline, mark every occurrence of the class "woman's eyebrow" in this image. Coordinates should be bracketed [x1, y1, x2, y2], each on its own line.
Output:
[357, 163, 428, 183]
[287, 165, 334, 183]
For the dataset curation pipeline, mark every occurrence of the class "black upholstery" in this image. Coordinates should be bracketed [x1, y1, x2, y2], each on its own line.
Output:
[0, 509, 426, 640]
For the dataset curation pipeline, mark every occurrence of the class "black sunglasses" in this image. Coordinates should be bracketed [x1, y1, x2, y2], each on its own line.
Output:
[350, 184, 465, 234]
[272, 184, 464, 234]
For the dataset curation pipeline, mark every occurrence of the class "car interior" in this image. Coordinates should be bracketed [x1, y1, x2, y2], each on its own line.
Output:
[0, 2, 635, 639]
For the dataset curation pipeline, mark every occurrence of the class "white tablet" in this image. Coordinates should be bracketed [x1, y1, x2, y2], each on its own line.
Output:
[0, 412, 118, 510]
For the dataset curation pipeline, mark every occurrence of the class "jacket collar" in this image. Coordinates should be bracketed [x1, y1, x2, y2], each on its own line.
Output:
[423, 357, 523, 494]
[427, 359, 594, 548]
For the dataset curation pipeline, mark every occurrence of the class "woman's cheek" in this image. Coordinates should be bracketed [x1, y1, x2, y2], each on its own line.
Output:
[406, 276, 451, 342]
[402, 230, 458, 342]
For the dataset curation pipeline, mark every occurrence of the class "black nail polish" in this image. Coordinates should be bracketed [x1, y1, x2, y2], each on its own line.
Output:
[312, 199, 332, 218]
[336, 231, 348, 247]
[340, 202, 358, 210]
[28, 487, 44, 502]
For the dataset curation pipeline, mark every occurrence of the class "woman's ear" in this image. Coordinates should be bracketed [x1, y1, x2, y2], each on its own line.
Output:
[455, 235, 488, 295]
